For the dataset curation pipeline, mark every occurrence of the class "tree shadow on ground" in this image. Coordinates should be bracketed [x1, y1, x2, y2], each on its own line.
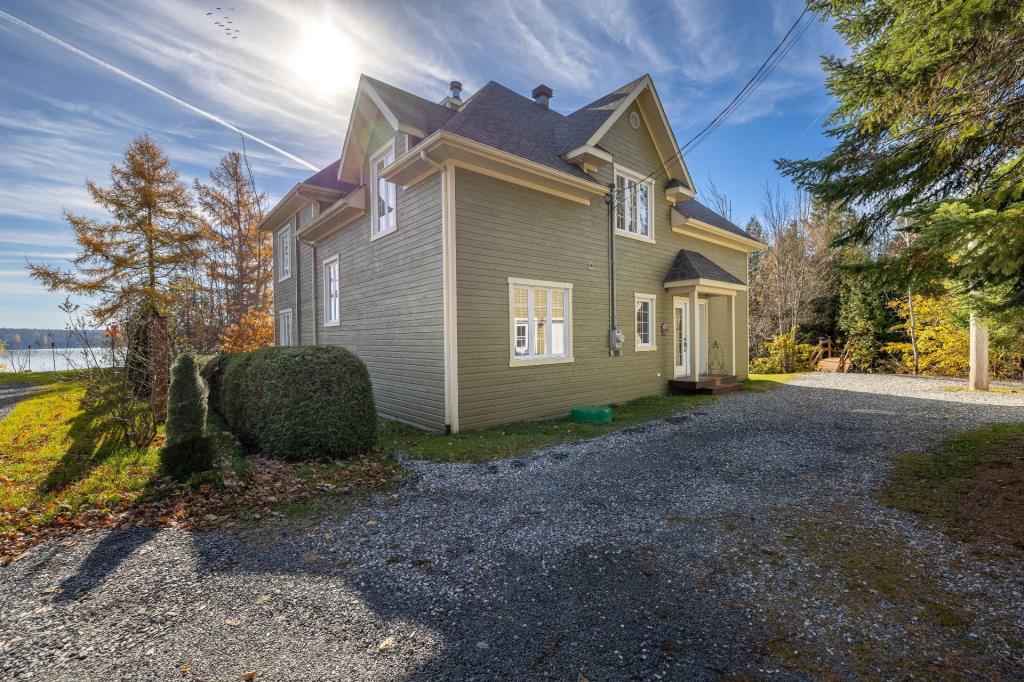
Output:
[42, 381, 1024, 679]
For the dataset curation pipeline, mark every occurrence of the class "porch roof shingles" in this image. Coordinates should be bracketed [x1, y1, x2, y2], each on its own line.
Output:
[664, 249, 744, 286]
[674, 198, 759, 242]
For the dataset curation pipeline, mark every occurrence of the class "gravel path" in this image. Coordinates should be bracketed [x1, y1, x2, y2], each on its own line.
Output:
[2, 374, 1023, 680]
[0, 383, 38, 422]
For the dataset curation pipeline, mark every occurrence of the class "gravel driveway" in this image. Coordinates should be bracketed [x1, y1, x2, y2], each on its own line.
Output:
[0, 383, 38, 422]
[2, 374, 1023, 680]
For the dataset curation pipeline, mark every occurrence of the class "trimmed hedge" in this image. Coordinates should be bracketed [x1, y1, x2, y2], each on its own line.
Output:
[161, 351, 213, 481]
[202, 346, 377, 460]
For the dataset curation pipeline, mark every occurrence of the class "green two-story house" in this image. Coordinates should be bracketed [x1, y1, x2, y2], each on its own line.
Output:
[260, 74, 764, 433]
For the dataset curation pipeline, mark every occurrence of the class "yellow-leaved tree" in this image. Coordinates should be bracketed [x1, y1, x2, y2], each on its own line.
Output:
[217, 309, 274, 353]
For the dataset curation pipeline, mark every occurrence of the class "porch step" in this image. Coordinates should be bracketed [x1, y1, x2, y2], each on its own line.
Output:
[668, 375, 741, 396]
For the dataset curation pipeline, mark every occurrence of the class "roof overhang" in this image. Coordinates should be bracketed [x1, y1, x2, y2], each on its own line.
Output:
[385, 130, 608, 205]
[583, 75, 695, 194]
[562, 144, 613, 174]
[671, 208, 767, 253]
[337, 77, 422, 185]
[296, 185, 366, 242]
[664, 278, 746, 296]
[257, 182, 346, 233]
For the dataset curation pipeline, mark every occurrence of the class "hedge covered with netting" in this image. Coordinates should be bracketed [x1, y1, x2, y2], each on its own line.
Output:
[202, 346, 377, 460]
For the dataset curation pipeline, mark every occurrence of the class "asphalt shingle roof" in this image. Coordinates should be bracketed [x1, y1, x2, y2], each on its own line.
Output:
[674, 199, 759, 242]
[363, 76, 456, 137]
[302, 159, 358, 195]
[664, 249, 745, 286]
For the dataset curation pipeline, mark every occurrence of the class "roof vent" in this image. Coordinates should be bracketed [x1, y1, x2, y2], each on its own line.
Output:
[442, 80, 464, 110]
[531, 84, 553, 108]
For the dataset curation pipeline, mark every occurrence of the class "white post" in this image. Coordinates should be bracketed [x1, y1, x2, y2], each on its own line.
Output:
[969, 313, 989, 391]
[689, 289, 700, 379]
[727, 295, 736, 376]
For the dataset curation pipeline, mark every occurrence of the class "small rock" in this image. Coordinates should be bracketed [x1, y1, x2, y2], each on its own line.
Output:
[377, 636, 396, 652]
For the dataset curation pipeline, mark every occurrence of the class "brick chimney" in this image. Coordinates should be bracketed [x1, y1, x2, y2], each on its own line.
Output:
[531, 84, 553, 108]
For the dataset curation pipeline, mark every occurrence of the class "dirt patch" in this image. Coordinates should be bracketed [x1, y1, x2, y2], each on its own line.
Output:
[881, 423, 1024, 560]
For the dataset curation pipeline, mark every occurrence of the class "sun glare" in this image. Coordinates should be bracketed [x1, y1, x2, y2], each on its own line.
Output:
[290, 23, 358, 96]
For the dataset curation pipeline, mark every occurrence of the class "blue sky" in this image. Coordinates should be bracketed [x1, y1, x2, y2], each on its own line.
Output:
[0, 0, 845, 328]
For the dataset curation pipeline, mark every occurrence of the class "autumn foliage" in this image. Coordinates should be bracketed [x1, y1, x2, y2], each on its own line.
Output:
[217, 309, 274, 353]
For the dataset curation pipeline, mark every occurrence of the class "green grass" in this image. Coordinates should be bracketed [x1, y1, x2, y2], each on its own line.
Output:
[742, 372, 804, 392]
[380, 392, 715, 463]
[0, 378, 161, 532]
[0, 370, 71, 386]
[880, 422, 1024, 545]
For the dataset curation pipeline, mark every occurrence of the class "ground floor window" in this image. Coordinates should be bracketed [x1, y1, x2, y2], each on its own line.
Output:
[508, 278, 573, 365]
[635, 293, 657, 350]
[278, 308, 293, 346]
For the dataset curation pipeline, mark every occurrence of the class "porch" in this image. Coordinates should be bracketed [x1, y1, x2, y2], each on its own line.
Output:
[662, 249, 746, 394]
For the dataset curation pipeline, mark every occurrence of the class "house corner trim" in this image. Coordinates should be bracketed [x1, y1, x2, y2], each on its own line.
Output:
[442, 164, 460, 433]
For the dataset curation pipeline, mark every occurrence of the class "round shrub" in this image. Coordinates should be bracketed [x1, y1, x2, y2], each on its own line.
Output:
[160, 351, 213, 481]
[213, 346, 377, 460]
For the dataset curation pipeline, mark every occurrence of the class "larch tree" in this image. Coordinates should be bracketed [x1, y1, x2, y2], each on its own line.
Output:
[779, 0, 1024, 386]
[29, 135, 201, 323]
[193, 151, 271, 328]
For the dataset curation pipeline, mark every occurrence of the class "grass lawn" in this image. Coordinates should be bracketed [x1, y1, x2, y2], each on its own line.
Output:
[0, 371, 159, 535]
[942, 384, 1024, 395]
[742, 372, 804, 391]
[380, 391, 717, 463]
[0, 370, 398, 559]
[881, 422, 1024, 556]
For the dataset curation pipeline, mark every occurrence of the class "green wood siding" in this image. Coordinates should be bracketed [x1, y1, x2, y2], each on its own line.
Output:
[454, 102, 750, 430]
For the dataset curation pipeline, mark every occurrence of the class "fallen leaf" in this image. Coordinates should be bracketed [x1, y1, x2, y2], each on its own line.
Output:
[377, 636, 396, 652]
[224, 618, 241, 627]
[242, 671, 257, 681]
[255, 594, 271, 605]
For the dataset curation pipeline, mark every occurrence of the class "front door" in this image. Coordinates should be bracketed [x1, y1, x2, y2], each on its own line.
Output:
[673, 300, 690, 377]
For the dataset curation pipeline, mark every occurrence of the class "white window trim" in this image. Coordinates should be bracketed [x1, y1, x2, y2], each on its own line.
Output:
[634, 293, 657, 351]
[507, 277, 574, 367]
[276, 223, 293, 282]
[277, 308, 293, 346]
[369, 140, 398, 241]
[322, 255, 340, 327]
[614, 165, 655, 244]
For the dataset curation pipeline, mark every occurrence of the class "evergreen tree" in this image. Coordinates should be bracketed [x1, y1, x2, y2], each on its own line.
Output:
[29, 136, 201, 323]
[779, 1, 1024, 322]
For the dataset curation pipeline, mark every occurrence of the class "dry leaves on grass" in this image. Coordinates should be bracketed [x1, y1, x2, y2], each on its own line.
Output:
[0, 455, 400, 563]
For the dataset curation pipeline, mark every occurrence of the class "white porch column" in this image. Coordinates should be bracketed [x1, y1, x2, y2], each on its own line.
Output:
[727, 294, 736, 375]
[969, 313, 989, 391]
[688, 289, 700, 379]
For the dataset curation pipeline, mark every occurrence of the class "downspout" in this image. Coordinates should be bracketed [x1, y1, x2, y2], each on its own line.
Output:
[293, 216, 301, 345]
[606, 188, 622, 356]
[311, 241, 318, 346]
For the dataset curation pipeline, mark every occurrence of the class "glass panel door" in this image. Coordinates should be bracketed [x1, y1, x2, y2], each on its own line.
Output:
[673, 300, 689, 377]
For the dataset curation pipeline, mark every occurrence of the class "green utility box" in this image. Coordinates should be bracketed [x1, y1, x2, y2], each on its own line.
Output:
[571, 405, 613, 424]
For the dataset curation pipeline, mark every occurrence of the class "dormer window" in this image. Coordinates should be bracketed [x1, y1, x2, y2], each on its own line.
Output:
[370, 142, 397, 240]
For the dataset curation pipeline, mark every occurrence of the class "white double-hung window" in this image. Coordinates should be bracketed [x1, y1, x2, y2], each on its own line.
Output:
[370, 142, 397, 239]
[323, 256, 340, 326]
[277, 308, 293, 346]
[614, 166, 653, 241]
[277, 223, 293, 280]
[508, 278, 573, 365]
[635, 293, 657, 351]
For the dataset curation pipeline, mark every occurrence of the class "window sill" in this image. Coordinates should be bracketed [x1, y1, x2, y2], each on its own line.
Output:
[509, 355, 574, 367]
[370, 226, 398, 242]
[635, 345, 657, 352]
[277, 273, 292, 283]
[615, 229, 655, 244]
[323, 320, 341, 328]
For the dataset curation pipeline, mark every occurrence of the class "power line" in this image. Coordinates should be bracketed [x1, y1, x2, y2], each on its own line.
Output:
[611, 6, 814, 204]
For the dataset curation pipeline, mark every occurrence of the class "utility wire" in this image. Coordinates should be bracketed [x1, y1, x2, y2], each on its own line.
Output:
[611, 6, 813, 205]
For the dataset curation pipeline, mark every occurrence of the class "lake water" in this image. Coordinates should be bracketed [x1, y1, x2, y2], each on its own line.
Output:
[1, 348, 114, 372]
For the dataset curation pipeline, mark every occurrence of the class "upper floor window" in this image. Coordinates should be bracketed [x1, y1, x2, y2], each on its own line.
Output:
[277, 223, 292, 281]
[323, 256, 340, 326]
[615, 167, 653, 242]
[370, 142, 397, 240]
[508, 278, 573, 366]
